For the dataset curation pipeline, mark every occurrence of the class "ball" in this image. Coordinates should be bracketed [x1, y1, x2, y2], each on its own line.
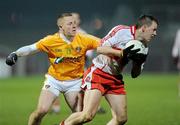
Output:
[125, 40, 148, 54]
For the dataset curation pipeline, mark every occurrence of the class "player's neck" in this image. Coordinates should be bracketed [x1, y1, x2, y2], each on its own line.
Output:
[135, 30, 143, 41]
[135, 30, 147, 47]
[65, 35, 74, 41]
[59, 32, 74, 43]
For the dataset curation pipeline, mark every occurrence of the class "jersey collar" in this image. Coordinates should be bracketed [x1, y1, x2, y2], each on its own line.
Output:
[130, 25, 136, 39]
[59, 33, 71, 44]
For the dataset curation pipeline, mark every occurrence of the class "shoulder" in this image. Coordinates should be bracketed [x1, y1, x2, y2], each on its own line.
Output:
[43, 33, 59, 40]
[111, 25, 130, 31]
[110, 25, 130, 33]
[36, 33, 61, 46]
[106, 25, 131, 38]
[42, 33, 61, 43]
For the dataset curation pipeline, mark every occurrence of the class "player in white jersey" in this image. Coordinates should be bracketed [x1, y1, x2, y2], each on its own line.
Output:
[172, 29, 180, 96]
[172, 29, 180, 69]
[59, 15, 158, 125]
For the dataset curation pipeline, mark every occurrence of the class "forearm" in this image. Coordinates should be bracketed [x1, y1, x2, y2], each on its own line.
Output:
[15, 44, 39, 57]
[97, 46, 123, 57]
[131, 62, 142, 78]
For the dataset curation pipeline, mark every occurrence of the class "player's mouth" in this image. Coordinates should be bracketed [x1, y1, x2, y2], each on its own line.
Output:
[72, 29, 76, 32]
[150, 35, 155, 39]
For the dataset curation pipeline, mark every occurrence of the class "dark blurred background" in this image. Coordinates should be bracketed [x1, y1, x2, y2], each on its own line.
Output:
[0, 0, 180, 77]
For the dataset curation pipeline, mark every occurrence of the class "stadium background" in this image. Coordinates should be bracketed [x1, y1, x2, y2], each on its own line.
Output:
[0, 0, 180, 125]
[0, 0, 180, 76]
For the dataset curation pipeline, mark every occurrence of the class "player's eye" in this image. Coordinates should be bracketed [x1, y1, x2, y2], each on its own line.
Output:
[67, 22, 72, 25]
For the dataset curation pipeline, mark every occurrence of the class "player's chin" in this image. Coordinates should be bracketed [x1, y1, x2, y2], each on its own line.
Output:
[145, 38, 152, 43]
[71, 31, 76, 36]
[70, 33, 76, 37]
[148, 36, 155, 41]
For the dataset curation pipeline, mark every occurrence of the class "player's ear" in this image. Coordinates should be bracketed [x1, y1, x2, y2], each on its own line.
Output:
[142, 25, 146, 32]
[142, 28, 145, 32]
[58, 25, 62, 30]
[142, 25, 148, 32]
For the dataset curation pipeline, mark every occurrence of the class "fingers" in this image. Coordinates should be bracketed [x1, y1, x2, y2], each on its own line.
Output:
[129, 53, 147, 65]
[130, 48, 140, 54]
[6, 58, 15, 66]
[5, 53, 18, 66]
[125, 45, 134, 51]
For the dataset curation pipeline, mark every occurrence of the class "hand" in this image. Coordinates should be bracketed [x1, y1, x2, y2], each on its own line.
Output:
[6, 53, 18, 66]
[129, 53, 147, 65]
[123, 45, 140, 58]
[173, 57, 178, 65]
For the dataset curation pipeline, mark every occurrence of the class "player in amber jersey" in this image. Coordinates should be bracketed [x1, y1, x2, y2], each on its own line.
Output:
[36, 32, 99, 81]
[51, 12, 106, 115]
[50, 12, 88, 114]
[5, 13, 100, 125]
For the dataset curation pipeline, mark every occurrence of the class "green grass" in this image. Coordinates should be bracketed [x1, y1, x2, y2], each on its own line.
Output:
[0, 73, 180, 125]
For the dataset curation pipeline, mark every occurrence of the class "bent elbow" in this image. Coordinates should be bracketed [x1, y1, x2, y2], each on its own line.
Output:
[131, 71, 140, 78]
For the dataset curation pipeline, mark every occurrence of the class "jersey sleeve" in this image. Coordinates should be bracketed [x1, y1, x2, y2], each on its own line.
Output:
[100, 25, 132, 48]
[83, 34, 100, 50]
[35, 35, 53, 53]
[100, 26, 120, 47]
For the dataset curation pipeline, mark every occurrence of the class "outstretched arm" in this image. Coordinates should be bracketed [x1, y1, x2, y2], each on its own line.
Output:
[6, 44, 40, 66]
[15, 44, 39, 57]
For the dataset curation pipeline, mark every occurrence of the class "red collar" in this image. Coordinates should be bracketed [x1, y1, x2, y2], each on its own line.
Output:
[130, 26, 136, 39]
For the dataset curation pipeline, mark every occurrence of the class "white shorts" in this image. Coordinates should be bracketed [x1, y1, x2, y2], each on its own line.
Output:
[42, 74, 82, 96]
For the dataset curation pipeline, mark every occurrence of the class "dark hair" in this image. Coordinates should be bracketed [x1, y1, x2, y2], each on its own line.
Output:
[136, 14, 159, 29]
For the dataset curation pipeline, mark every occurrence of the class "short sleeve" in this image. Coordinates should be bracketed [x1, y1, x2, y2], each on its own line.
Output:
[82, 34, 100, 50]
[35, 35, 53, 53]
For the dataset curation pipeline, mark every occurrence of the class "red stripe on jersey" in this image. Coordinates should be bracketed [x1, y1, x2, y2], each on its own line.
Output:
[130, 25, 136, 39]
[100, 35, 111, 45]
[112, 47, 122, 50]
[100, 25, 130, 45]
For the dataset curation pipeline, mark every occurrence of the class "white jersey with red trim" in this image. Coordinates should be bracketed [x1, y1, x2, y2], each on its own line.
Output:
[92, 25, 136, 75]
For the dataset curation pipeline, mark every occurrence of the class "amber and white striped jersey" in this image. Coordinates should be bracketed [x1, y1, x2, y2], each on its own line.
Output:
[92, 25, 137, 75]
[36, 32, 100, 81]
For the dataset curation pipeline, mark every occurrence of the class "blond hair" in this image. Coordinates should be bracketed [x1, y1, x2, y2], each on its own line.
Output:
[57, 13, 73, 27]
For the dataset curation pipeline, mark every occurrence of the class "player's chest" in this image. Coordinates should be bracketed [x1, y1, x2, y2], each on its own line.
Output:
[49, 42, 86, 57]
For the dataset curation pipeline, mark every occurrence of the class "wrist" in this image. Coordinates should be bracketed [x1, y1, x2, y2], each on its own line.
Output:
[119, 50, 123, 58]
[12, 52, 18, 56]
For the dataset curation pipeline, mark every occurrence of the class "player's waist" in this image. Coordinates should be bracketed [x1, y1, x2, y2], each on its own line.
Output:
[45, 74, 82, 83]
[47, 70, 83, 81]
[92, 58, 123, 75]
